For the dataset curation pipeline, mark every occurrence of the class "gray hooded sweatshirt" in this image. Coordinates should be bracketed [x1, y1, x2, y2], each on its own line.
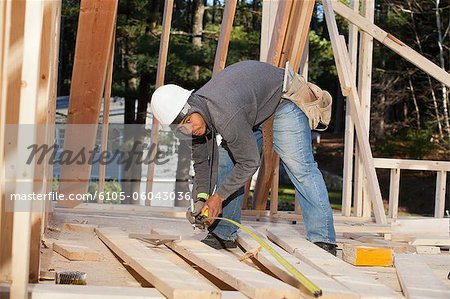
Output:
[188, 60, 284, 200]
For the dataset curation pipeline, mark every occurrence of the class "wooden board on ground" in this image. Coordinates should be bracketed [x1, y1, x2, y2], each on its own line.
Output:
[334, 223, 392, 234]
[152, 228, 300, 299]
[237, 229, 358, 298]
[411, 237, 450, 247]
[96, 227, 220, 299]
[63, 223, 98, 234]
[0, 283, 165, 299]
[394, 254, 450, 298]
[53, 241, 102, 261]
[391, 218, 449, 241]
[342, 244, 393, 266]
[415, 246, 441, 255]
[266, 227, 400, 298]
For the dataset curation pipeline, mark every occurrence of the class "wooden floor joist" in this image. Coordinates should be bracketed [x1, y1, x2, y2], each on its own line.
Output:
[266, 227, 400, 298]
[237, 229, 358, 298]
[152, 228, 300, 299]
[96, 227, 220, 299]
[394, 254, 450, 298]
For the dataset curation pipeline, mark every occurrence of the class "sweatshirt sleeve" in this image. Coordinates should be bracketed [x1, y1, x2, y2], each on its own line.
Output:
[216, 113, 260, 200]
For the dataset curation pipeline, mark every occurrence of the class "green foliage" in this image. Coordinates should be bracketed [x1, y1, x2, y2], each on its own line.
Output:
[375, 127, 438, 159]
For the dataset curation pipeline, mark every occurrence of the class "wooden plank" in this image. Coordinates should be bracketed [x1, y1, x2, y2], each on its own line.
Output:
[43, 0, 61, 229]
[269, 158, 279, 214]
[10, 0, 44, 297]
[266, 227, 399, 298]
[410, 237, 450, 247]
[146, 0, 174, 203]
[354, 0, 375, 219]
[0, 283, 165, 299]
[29, 0, 58, 282]
[237, 229, 358, 298]
[434, 171, 447, 218]
[53, 242, 102, 261]
[260, 0, 280, 62]
[58, 0, 118, 208]
[323, 0, 387, 224]
[152, 228, 300, 299]
[98, 26, 117, 198]
[334, 223, 391, 234]
[394, 254, 450, 298]
[391, 218, 449, 241]
[414, 246, 441, 255]
[0, 0, 25, 283]
[331, 0, 450, 88]
[96, 227, 220, 299]
[388, 168, 401, 219]
[342, 244, 393, 266]
[212, 0, 237, 75]
[373, 158, 450, 171]
[63, 223, 98, 234]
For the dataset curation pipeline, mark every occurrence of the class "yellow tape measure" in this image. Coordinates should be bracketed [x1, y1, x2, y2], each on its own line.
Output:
[206, 215, 322, 297]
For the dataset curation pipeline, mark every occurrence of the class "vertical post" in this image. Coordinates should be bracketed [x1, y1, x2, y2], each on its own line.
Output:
[0, 0, 26, 283]
[354, 0, 375, 218]
[146, 0, 174, 204]
[11, 0, 44, 297]
[323, 0, 387, 224]
[57, 0, 118, 208]
[434, 170, 447, 218]
[388, 168, 400, 219]
[342, 0, 359, 217]
[212, 0, 237, 75]
[98, 26, 116, 199]
[269, 159, 279, 215]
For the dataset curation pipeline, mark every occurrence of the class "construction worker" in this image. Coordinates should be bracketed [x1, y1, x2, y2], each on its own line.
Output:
[151, 60, 336, 255]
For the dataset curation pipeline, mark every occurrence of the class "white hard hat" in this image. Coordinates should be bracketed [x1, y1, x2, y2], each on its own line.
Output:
[150, 84, 193, 125]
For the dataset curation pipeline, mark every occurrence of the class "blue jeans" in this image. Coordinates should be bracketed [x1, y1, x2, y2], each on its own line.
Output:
[210, 100, 336, 244]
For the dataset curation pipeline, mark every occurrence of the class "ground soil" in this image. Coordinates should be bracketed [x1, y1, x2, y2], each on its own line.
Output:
[314, 133, 450, 216]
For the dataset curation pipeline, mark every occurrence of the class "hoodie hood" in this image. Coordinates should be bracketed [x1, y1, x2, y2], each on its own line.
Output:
[187, 93, 215, 136]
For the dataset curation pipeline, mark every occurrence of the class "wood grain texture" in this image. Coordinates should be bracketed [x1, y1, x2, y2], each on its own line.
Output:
[96, 227, 220, 299]
[53, 242, 102, 261]
[394, 254, 450, 298]
[266, 227, 400, 298]
[152, 228, 300, 299]
[58, 0, 118, 208]
[237, 228, 358, 298]
[342, 244, 393, 266]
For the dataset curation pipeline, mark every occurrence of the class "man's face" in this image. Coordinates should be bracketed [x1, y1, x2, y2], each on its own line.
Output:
[180, 112, 206, 136]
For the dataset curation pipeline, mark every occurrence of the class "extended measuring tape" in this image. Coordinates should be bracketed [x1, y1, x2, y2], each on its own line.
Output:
[205, 214, 323, 298]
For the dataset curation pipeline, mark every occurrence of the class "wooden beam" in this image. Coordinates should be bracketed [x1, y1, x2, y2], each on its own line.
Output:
[266, 227, 399, 298]
[394, 254, 450, 298]
[146, 0, 174, 203]
[96, 227, 220, 299]
[98, 26, 116, 198]
[373, 158, 450, 171]
[410, 237, 450, 246]
[341, 0, 359, 217]
[391, 218, 449, 241]
[323, 0, 387, 224]
[237, 229, 358, 298]
[354, 0, 375, 219]
[11, 0, 44, 297]
[331, 0, 450, 88]
[388, 168, 400, 219]
[152, 228, 300, 299]
[0, 0, 26, 283]
[29, 0, 60, 283]
[58, 0, 118, 208]
[434, 171, 447, 218]
[212, 0, 237, 75]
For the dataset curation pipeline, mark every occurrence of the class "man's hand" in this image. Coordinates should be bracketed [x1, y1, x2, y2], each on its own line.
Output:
[200, 193, 224, 226]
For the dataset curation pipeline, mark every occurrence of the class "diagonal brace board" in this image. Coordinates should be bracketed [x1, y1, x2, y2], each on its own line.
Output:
[323, 0, 387, 224]
[331, 0, 450, 88]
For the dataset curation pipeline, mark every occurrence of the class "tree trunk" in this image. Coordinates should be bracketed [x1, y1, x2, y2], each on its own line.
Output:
[191, 0, 204, 81]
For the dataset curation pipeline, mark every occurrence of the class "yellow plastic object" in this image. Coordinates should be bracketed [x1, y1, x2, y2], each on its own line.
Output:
[207, 216, 322, 297]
